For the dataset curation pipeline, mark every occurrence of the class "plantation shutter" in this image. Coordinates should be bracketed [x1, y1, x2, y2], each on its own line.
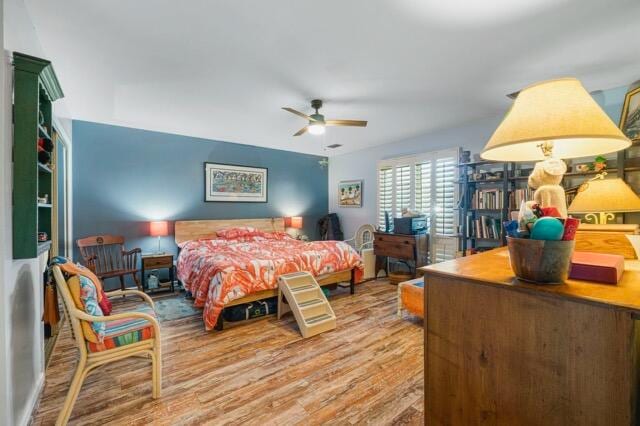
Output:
[395, 165, 412, 217]
[415, 161, 432, 216]
[433, 155, 457, 235]
[432, 153, 458, 262]
[377, 167, 393, 229]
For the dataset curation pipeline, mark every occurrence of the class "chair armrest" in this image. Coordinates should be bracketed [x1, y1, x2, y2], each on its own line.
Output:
[122, 247, 142, 256]
[358, 241, 373, 251]
[121, 247, 142, 270]
[105, 289, 155, 310]
[73, 309, 160, 337]
[343, 237, 356, 250]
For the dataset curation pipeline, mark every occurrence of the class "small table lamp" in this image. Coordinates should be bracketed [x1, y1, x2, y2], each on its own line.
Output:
[568, 176, 640, 224]
[149, 221, 169, 254]
[285, 216, 303, 238]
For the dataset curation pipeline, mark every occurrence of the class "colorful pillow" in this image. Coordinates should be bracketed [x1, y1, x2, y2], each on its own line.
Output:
[99, 288, 113, 316]
[51, 256, 106, 342]
[216, 227, 260, 239]
[78, 275, 106, 341]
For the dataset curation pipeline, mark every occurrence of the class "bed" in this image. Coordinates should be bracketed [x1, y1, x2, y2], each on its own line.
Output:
[175, 218, 363, 330]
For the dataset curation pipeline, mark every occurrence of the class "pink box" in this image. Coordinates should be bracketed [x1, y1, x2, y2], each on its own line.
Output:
[569, 251, 624, 285]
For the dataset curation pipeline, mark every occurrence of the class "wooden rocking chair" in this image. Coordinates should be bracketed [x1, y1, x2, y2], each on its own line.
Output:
[52, 265, 161, 425]
[77, 235, 142, 291]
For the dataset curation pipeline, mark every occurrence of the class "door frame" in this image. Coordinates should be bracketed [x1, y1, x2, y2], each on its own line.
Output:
[52, 118, 72, 259]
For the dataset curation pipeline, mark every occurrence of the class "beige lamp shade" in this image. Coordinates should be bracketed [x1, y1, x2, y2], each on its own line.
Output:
[568, 178, 640, 213]
[481, 78, 631, 161]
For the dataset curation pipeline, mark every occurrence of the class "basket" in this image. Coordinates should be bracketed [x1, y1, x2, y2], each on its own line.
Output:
[388, 271, 413, 285]
[506, 237, 575, 284]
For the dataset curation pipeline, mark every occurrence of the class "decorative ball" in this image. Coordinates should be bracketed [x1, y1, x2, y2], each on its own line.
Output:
[530, 217, 564, 241]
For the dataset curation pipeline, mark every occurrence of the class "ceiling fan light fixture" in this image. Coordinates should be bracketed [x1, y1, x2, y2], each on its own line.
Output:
[308, 121, 326, 135]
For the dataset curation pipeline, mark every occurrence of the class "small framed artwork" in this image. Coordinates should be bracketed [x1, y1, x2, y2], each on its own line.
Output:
[620, 84, 640, 143]
[338, 180, 363, 208]
[204, 162, 268, 202]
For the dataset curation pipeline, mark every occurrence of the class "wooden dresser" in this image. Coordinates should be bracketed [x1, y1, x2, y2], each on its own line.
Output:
[373, 232, 428, 276]
[422, 248, 640, 425]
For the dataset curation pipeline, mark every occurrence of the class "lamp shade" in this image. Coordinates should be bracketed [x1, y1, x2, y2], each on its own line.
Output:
[568, 178, 640, 213]
[149, 221, 169, 237]
[285, 216, 303, 229]
[290, 216, 303, 229]
[481, 78, 631, 162]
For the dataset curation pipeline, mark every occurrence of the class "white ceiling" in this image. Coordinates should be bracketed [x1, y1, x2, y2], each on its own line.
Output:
[24, 0, 640, 156]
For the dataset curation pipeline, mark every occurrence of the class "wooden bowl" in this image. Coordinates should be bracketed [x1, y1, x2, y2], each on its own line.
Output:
[507, 237, 575, 284]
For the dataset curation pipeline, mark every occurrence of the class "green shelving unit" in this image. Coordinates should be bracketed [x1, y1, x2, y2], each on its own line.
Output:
[12, 52, 63, 259]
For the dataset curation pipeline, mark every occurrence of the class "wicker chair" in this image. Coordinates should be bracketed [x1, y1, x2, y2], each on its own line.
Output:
[52, 265, 161, 425]
[344, 224, 375, 253]
[77, 235, 142, 291]
[344, 224, 376, 280]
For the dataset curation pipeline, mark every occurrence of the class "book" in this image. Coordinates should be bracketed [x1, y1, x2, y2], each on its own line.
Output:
[569, 252, 624, 284]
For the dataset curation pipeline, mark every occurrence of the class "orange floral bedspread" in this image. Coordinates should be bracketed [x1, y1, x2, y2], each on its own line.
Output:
[177, 230, 363, 330]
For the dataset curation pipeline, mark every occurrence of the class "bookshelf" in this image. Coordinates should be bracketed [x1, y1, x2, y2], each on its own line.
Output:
[12, 52, 64, 259]
[457, 161, 509, 255]
[457, 150, 640, 257]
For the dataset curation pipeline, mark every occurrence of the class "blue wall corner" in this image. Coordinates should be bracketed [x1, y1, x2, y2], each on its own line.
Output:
[72, 121, 328, 288]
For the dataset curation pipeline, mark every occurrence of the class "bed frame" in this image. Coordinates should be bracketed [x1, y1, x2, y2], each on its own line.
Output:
[174, 218, 356, 330]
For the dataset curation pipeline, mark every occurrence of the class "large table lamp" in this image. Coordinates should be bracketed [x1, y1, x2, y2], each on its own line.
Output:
[568, 175, 640, 224]
[481, 78, 631, 162]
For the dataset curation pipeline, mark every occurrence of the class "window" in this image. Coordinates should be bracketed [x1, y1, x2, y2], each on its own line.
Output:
[377, 148, 459, 262]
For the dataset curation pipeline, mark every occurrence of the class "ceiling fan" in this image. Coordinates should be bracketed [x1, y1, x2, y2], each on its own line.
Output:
[282, 99, 367, 136]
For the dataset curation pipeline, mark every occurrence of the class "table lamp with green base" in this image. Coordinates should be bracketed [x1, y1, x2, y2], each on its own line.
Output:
[568, 173, 640, 224]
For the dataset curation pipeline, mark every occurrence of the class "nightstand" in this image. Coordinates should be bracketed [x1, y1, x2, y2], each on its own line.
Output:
[141, 253, 175, 293]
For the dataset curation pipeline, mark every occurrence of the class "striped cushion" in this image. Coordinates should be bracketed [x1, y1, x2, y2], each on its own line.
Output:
[87, 305, 156, 352]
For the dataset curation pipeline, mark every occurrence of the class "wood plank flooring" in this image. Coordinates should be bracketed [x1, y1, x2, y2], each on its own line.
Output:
[32, 280, 424, 425]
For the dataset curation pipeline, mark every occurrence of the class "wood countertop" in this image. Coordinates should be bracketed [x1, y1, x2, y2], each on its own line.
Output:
[420, 247, 640, 316]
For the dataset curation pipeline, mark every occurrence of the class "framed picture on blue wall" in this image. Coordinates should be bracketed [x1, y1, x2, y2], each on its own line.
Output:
[204, 162, 268, 202]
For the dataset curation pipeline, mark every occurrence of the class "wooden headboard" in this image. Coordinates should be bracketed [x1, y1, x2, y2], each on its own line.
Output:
[174, 218, 285, 244]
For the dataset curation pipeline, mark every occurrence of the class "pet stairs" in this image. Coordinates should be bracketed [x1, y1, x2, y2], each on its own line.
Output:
[277, 271, 336, 338]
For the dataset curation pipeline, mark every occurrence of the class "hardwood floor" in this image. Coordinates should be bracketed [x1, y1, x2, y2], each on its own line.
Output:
[32, 280, 424, 425]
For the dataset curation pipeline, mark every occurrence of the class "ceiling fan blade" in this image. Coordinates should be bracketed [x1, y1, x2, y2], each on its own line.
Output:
[325, 119, 368, 127]
[293, 126, 308, 136]
[282, 107, 317, 122]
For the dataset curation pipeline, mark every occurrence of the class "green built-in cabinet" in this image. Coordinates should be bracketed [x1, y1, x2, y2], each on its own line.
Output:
[12, 52, 64, 259]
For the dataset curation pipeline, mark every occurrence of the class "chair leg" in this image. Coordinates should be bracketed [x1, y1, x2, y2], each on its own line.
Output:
[132, 272, 142, 292]
[152, 340, 162, 398]
[119, 275, 125, 292]
[56, 358, 88, 426]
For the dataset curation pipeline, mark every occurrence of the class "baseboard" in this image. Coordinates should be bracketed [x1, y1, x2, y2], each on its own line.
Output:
[22, 371, 45, 426]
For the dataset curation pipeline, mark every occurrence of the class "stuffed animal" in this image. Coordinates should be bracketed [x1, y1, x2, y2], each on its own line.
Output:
[527, 158, 568, 218]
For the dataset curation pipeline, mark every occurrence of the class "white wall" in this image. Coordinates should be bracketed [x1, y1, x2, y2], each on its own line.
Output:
[329, 115, 501, 238]
[329, 85, 631, 239]
[1, 1, 65, 425]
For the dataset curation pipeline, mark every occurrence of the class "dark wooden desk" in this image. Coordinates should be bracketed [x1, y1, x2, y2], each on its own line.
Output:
[422, 248, 640, 425]
[373, 232, 428, 277]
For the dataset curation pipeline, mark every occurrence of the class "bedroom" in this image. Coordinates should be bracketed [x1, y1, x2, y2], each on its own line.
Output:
[2, 1, 640, 425]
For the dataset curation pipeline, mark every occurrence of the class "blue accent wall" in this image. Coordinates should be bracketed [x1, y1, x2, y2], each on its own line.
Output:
[72, 121, 328, 281]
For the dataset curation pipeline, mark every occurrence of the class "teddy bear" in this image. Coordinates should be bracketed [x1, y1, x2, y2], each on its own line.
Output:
[527, 158, 568, 218]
